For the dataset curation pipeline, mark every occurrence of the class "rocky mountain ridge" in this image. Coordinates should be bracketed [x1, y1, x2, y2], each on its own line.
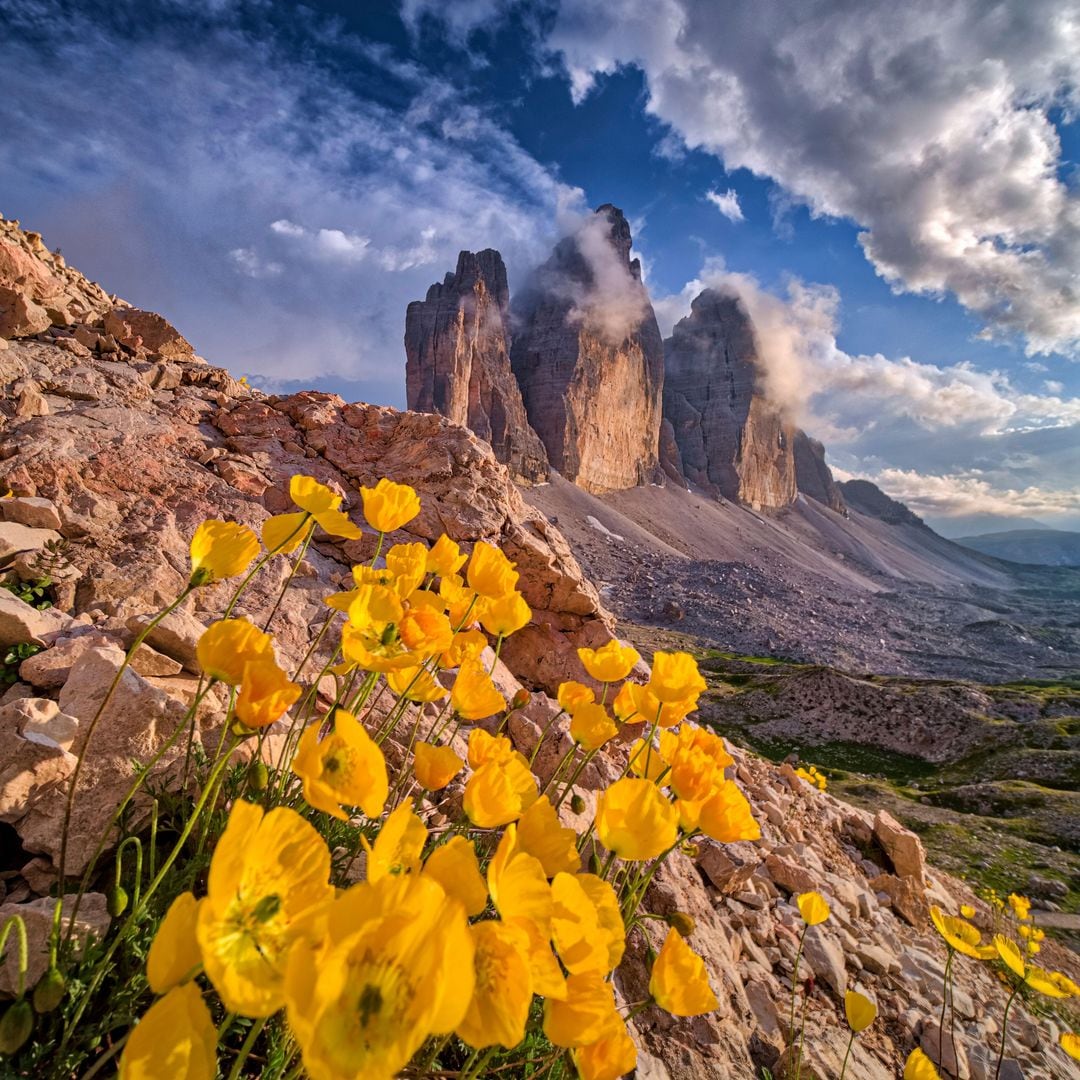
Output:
[405, 205, 848, 514]
[1, 216, 1078, 1079]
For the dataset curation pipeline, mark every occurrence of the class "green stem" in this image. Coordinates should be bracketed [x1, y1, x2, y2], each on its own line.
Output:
[794, 977, 811, 1080]
[994, 985, 1019, 1080]
[226, 1016, 268, 1080]
[838, 1031, 855, 1080]
[0, 915, 28, 997]
[552, 747, 597, 810]
[788, 925, 807, 1047]
[937, 950, 953, 1071]
[261, 524, 316, 633]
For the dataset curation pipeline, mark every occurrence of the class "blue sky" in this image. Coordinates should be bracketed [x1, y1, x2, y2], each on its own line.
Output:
[1, 0, 1078, 532]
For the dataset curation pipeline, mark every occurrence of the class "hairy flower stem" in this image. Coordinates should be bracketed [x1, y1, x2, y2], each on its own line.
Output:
[223, 515, 310, 620]
[51, 586, 192, 958]
[552, 747, 598, 810]
[225, 1016, 268, 1080]
[794, 983, 811, 1080]
[0, 916, 28, 997]
[787, 925, 808, 1047]
[528, 709, 566, 767]
[261, 524, 315, 632]
[937, 950, 953, 1070]
[838, 1030, 855, 1080]
[994, 985, 1019, 1080]
[59, 740, 237, 1053]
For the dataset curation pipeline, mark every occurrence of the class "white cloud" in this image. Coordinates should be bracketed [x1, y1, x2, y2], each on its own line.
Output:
[540, 0, 1080, 358]
[0, 1, 578, 402]
[1044, 379, 1065, 394]
[705, 188, 743, 223]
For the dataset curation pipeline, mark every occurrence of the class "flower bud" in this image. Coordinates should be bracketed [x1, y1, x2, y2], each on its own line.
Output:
[665, 911, 696, 939]
[681, 840, 700, 859]
[32, 968, 65, 1014]
[106, 883, 129, 918]
[511, 688, 531, 710]
[569, 793, 586, 815]
[0, 999, 33, 1055]
[247, 761, 269, 793]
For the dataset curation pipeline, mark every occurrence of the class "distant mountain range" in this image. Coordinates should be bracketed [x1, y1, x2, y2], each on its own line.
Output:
[954, 528, 1080, 567]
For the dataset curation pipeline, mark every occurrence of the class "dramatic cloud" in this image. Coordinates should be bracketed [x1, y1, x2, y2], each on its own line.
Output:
[0, 1, 578, 403]
[530, 0, 1080, 358]
[705, 189, 744, 223]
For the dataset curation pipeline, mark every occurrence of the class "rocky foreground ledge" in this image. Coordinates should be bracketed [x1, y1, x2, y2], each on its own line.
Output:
[0, 217, 1077, 1078]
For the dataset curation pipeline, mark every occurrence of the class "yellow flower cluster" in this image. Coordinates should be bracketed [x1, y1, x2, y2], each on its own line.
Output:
[112, 475, 759, 1080]
[794, 763, 827, 791]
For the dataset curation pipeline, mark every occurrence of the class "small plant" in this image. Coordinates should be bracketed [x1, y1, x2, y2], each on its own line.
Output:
[1, 642, 41, 685]
[2, 573, 54, 609]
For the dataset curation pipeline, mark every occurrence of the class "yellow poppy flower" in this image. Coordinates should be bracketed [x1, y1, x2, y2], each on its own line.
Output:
[359, 477, 421, 533]
[235, 658, 302, 729]
[614, 680, 696, 727]
[551, 872, 625, 974]
[675, 797, 703, 832]
[362, 798, 426, 882]
[697, 781, 761, 843]
[188, 519, 259, 586]
[386, 664, 448, 703]
[285, 875, 472, 1080]
[407, 587, 445, 613]
[423, 836, 488, 917]
[440, 572, 478, 628]
[463, 755, 538, 828]
[1008, 893, 1032, 921]
[516, 795, 581, 877]
[146, 892, 201, 994]
[558, 680, 596, 712]
[573, 1025, 637, 1080]
[543, 971, 623, 1048]
[627, 738, 667, 781]
[994, 934, 1027, 979]
[467, 727, 515, 767]
[844, 989, 877, 1032]
[904, 1047, 942, 1079]
[456, 920, 533, 1049]
[413, 741, 463, 790]
[466, 540, 519, 598]
[570, 701, 619, 750]
[262, 511, 310, 555]
[451, 659, 506, 720]
[290, 475, 340, 515]
[478, 591, 532, 637]
[668, 744, 725, 802]
[487, 825, 553, 935]
[649, 928, 718, 1016]
[427, 533, 467, 577]
[119, 982, 216, 1080]
[595, 777, 679, 861]
[577, 640, 641, 683]
[1025, 965, 1073, 999]
[195, 618, 273, 685]
[440, 627, 488, 668]
[399, 606, 454, 656]
[647, 651, 707, 704]
[293, 710, 388, 820]
[310, 507, 363, 540]
[196, 801, 333, 1016]
[930, 906, 995, 960]
[1061, 1033, 1080, 1061]
[385, 542, 428, 596]
[506, 915, 567, 1000]
[960, 903, 976, 919]
[797, 892, 831, 926]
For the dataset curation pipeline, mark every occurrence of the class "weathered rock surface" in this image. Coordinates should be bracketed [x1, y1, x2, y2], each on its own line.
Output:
[793, 429, 846, 513]
[405, 248, 548, 482]
[511, 205, 665, 493]
[663, 288, 796, 509]
[840, 478, 926, 527]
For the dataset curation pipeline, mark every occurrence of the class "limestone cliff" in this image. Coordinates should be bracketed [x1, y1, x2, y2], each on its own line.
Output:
[793, 428, 846, 513]
[663, 288, 796, 509]
[404, 249, 548, 483]
[510, 205, 665, 494]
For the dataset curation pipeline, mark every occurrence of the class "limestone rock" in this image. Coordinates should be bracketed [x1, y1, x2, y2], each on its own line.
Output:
[405, 249, 548, 482]
[663, 288, 796, 509]
[0, 521, 60, 562]
[801, 924, 847, 998]
[870, 872, 929, 928]
[839, 479, 926, 527]
[0, 496, 62, 531]
[0, 284, 50, 338]
[126, 609, 208, 672]
[102, 306, 194, 358]
[0, 893, 110, 996]
[874, 809, 927, 881]
[511, 205, 665, 493]
[920, 1020, 971, 1079]
[0, 699, 76, 821]
[793, 430, 845, 513]
[0, 591, 63, 647]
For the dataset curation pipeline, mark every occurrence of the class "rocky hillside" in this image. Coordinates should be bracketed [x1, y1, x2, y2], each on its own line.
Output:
[955, 529, 1080, 568]
[0, 217, 1078, 1079]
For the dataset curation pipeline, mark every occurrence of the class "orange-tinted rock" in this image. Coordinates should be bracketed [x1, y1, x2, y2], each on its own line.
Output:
[405, 249, 548, 482]
[102, 305, 195, 359]
[664, 288, 796, 509]
[511, 205, 665, 494]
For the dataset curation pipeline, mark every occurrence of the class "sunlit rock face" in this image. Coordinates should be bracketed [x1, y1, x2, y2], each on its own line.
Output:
[510, 205, 665, 494]
[405, 248, 548, 483]
[663, 288, 797, 510]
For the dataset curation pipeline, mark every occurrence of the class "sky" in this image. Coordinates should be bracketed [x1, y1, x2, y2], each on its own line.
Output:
[1, 0, 1078, 534]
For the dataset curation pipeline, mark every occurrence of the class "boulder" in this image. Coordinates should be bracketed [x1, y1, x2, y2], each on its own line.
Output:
[102, 306, 194, 358]
[0, 521, 61, 562]
[0, 591, 64, 647]
[0, 698, 77, 821]
[125, 609, 207, 672]
[869, 873, 929, 928]
[874, 809, 927, 881]
[0, 496, 63, 531]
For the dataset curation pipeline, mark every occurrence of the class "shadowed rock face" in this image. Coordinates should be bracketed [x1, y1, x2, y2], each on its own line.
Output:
[404, 249, 548, 483]
[840, 479, 926, 527]
[793, 429, 846, 513]
[510, 205, 665, 494]
[663, 288, 796, 509]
